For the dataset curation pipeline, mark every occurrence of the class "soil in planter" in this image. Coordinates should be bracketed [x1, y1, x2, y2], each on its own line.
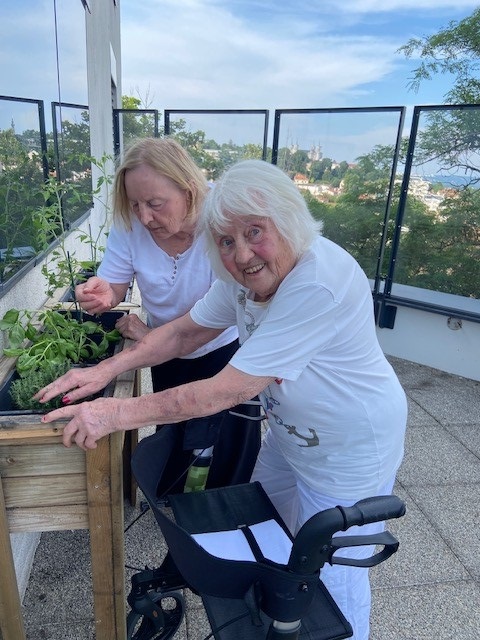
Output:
[59, 309, 124, 332]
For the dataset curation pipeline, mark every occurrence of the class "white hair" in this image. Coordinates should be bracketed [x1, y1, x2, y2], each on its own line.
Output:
[199, 160, 323, 281]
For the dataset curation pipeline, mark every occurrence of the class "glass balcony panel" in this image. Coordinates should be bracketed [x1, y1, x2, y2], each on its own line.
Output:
[164, 110, 269, 180]
[272, 108, 405, 282]
[393, 105, 480, 303]
[0, 99, 46, 284]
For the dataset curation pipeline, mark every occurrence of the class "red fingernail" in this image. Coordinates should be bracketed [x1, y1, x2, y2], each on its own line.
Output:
[62, 396, 71, 404]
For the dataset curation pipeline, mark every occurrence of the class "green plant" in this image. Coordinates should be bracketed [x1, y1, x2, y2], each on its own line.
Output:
[33, 174, 90, 297]
[33, 153, 113, 298]
[9, 360, 71, 411]
[0, 308, 122, 375]
[76, 153, 114, 273]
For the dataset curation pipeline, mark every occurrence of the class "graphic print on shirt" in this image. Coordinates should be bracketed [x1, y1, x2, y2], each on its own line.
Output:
[237, 289, 259, 336]
[263, 387, 319, 448]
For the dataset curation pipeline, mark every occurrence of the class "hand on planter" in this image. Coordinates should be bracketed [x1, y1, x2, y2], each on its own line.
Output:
[115, 314, 151, 341]
[33, 364, 114, 406]
[41, 397, 123, 450]
[75, 276, 116, 314]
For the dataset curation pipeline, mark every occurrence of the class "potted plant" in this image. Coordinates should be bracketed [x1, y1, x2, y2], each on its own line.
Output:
[0, 307, 123, 413]
[0, 153, 130, 414]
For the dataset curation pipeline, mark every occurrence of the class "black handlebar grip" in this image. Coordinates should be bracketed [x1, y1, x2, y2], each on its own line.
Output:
[288, 495, 406, 573]
[337, 495, 406, 530]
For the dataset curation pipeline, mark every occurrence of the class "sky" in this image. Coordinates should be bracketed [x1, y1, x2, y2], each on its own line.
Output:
[0, 0, 479, 150]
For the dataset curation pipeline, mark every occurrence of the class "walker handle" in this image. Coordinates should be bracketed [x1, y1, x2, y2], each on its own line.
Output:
[338, 495, 406, 529]
[288, 495, 405, 573]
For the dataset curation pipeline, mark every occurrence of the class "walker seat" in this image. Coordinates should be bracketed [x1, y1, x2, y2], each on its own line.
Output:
[127, 431, 406, 640]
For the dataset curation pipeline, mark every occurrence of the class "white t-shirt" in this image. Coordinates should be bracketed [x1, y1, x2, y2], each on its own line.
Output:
[190, 235, 407, 498]
[98, 218, 237, 359]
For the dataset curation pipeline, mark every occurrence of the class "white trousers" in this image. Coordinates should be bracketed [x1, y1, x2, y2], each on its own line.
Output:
[251, 429, 396, 640]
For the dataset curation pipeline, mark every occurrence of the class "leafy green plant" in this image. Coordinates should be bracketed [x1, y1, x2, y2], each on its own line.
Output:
[76, 153, 114, 273]
[33, 153, 113, 298]
[0, 308, 122, 375]
[9, 360, 71, 411]
[33, 174, 89, 297]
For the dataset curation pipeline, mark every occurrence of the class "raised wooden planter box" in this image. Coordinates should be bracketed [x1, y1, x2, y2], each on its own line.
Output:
[0, 305, 141, 640]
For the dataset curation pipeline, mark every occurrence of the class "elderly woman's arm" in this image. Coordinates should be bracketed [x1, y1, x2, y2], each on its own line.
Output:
[42, 364, 274, 450]
[35, 312, 225, 406]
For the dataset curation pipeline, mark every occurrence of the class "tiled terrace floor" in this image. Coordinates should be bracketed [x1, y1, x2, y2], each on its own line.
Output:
[16, 356, 480, 639]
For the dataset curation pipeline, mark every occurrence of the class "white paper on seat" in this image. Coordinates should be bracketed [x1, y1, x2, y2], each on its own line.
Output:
[249, 520, 292, 564]
[192, 529, 256, 561]
[192, 519, 292, 564]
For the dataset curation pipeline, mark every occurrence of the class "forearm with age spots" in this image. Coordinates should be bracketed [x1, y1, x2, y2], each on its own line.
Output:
[114, 370, 273, 431]
[116, 318, 222, 372]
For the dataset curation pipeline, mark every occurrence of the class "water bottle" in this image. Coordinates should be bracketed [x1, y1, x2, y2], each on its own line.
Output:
[183, 446, 213, 492]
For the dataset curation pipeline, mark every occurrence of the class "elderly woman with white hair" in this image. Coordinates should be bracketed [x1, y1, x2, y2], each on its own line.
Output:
[37, 159, 407, 640]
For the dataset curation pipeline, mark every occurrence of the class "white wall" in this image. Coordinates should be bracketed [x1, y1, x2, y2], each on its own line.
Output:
[85, 0, 122, 249]
[377, 305, 480, 382]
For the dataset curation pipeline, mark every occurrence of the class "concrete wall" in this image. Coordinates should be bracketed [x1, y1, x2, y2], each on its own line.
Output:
[378, 305, 480, 382]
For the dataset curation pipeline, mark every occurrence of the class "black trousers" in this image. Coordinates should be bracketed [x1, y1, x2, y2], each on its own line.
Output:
[149, 339, 262, 496]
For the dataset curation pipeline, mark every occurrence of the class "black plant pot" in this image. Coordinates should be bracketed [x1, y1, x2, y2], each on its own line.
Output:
[60, 309, 125, 332]
[61, 277, 134, 304]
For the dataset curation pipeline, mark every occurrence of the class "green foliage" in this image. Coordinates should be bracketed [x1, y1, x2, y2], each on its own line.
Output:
[0, 108, 112, 290]
[9, 360, 71, 411]
[75, 152, 114, 268]
[414, 108, 480, 184]
[396, 187, 480, 298]
[35, 153, 113, 297]
[0, 128, 46, 282]
[399, 8, 480, 103]
[0, 308, 121, 375]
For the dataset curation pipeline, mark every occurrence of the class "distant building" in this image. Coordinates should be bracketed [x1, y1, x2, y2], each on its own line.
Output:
[293, 173, 309, 185]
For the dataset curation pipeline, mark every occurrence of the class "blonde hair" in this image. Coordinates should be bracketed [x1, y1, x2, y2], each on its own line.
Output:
[200, 159, 323, 280]
[113, 137, 208, 229]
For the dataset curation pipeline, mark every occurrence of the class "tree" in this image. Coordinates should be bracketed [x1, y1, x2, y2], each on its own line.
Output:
[399, 8, 480, 103]
[397, 11, 480, 299]
[121, 95, 158, 142]
[302, 144, 400, 279]
[309, 158, 332, 182]
[0, 128, 45, 281]
[396, 188, 480, 298]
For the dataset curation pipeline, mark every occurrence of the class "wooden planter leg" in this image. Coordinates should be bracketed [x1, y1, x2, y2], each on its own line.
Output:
[0, 476, 26, 640]
[86, 433, 126, 640]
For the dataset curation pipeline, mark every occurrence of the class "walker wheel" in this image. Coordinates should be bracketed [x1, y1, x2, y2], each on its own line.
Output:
[127, 590, 185, 640]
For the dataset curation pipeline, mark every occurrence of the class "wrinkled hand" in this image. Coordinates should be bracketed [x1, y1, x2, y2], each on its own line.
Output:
[115, 314, 151, 341]
[33, 365, 114, 406]
[75, 276, 114, 314]
[41, 398, 122, 450]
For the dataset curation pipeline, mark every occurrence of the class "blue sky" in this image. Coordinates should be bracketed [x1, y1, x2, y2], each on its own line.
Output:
[0, 0, 478, 133]
[119, 0, 479, 111]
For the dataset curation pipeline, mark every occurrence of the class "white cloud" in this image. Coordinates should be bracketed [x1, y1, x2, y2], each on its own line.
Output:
[1, 0, 477, 133]
[120, 0, 407, 111]
[329, 0, 479, 12]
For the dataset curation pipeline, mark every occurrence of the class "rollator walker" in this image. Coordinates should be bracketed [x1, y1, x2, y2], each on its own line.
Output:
[126, 406, 406, 640]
